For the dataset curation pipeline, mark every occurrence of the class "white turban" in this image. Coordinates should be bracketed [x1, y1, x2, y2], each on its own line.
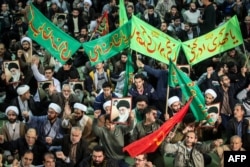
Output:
[49, 103, 62, 114]
[17, 85, 30, 95]
[73, 103, 87, 112]
[168, 96, 180, 107]
[21, 37, 32, 44]
[103, 100, 111, 110]
[84, 0, 92, 6]
[5, 106, 19, 116]
[205, 89, 217, 99]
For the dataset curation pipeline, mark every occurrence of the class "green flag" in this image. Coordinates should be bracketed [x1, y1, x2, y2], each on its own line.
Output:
[123, 51, 134, 96]
[27, 4, 81, 64]
[182, 16, 243, 65]
[130, 16, 181, 64]
[119, 0, 128, 26]
[168, 60, 210, 122]
[83, 21, 131, 66]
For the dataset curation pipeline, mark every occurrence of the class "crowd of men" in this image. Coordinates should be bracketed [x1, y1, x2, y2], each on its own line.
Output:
[0, 0, 250, 166]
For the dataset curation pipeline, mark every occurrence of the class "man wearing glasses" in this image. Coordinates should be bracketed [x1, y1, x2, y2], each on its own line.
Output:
[131, 154, 155, 167]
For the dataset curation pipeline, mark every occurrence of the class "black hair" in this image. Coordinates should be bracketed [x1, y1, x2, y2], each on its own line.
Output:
[44, 66, 54, 72]
[102, 82, 112, 88]
[134, 73, 145, 80]
[93, 145, 105, 154]
[183, 113, 196, 124]
[143, 106, 158, 114]
[135, 95, 148, 104]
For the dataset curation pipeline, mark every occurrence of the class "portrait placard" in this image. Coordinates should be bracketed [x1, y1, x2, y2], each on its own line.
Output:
[69, 81, 84, 102]
[202, 103, 220, 127]
[177, 65, 191, 76]
[111, 97, 132, 124]
[38, 80, 54, 101]
[4, 60, 22, 84]
[53, 13, 67, 28]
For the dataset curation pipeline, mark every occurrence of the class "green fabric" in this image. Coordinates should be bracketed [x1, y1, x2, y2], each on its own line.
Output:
[182, 16, 243, 65]
[168, 60, 210, 122]
[130, 16, 181, 65]
[123, 50, 134, 96]
[119, 0, 128, 26]
[82, 21, 131, 66]
[27, 4, 81, 64]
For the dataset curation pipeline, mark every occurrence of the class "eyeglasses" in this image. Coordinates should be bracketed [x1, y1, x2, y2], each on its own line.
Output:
[134, 158, 145, 162]
[63, 90, 71, 92]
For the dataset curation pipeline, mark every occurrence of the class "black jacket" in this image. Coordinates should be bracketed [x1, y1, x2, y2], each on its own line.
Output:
[77, 156, 119, 167]
[52, 135, 90, 167]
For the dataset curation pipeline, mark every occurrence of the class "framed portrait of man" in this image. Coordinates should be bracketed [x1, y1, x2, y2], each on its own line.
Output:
[69, 81, 84, 102]
[38, 80, 54, 101]
[177, 65, 191, 76]
[202, 103, 220, 127]
[4, 60, 22, 84]
[53, 13, 67, 28]
[111, 97, 132, 124]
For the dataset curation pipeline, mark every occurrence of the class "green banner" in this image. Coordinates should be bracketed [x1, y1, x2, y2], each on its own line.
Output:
[27, 4, 81, 64]
[168, 60, 211, 122]
[123, 50, 134, 96]
[182, 16, 243, 65]
[83, 21, 131, 66]
[119, 0, 128, 26]
[130, 16, 181, 64]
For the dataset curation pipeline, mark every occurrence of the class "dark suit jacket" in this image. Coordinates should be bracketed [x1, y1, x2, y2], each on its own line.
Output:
[0, 137, 47, 165]
[10, 96, 40, 121]
[52, 135, 90, 167]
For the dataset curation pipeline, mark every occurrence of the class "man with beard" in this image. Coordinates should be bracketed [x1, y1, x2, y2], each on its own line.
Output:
[20, 37, 33, 64]
[0, 106, 26, 158]
[131, 106, 164, 167]
[114, 52, 127, 77]
[180, 22, 198, 41]
[183, 3, 200, 27]
[165, 96, 182, 121]
[78, 145, 119, 167]
[132, 95, 148, 124]
[93, 111, 134, 167]
[62, 103, 96, 144]
[207, 67, 247, 129]
[161, 131, 221, 167]
[7, 62, 21, 83]
[73, 83, 84, 103]
[45, 126, 89, 167]
[50, 84, 80, 117]
[142, 5, 161, 28]
[67, 8, 86, 38]
[22, 103, 64, 150]
[116, 100, 131, 123]
[10, 85, 39, 121]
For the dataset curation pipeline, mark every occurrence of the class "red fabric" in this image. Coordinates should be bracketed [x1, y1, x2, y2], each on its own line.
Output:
[95, 11, 109, 36]
[123, 97, 193, 157]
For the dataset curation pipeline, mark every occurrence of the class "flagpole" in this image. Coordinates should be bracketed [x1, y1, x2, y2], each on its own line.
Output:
[89, 31, 96, 41]
[242, 42, 250, 67]
[165, 85, 170, 121]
